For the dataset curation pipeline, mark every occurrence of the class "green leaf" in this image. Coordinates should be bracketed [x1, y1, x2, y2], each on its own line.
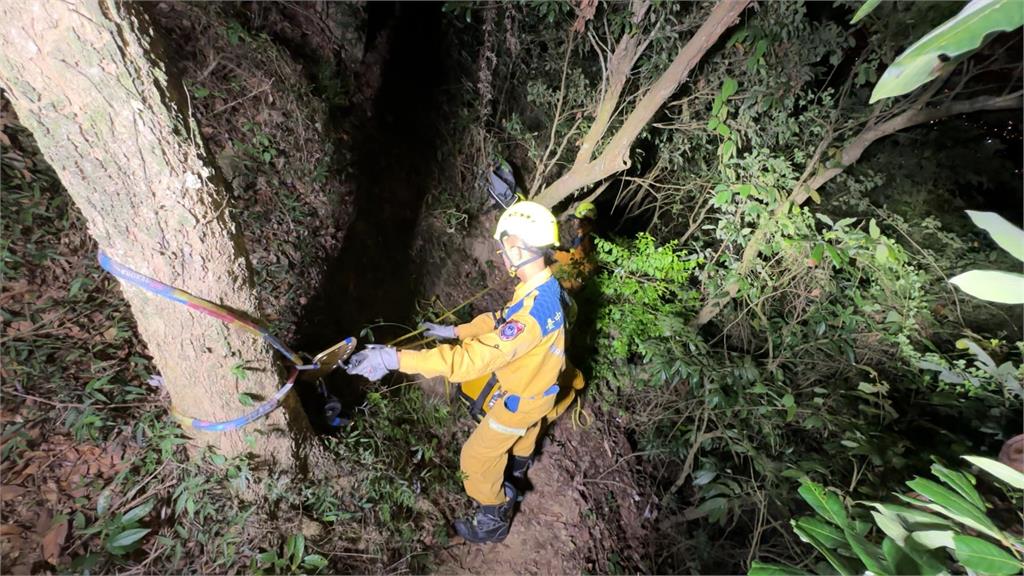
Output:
[121, 499, 154, 525]
[875, 243, 890, 264]
[867, 504, 950, 530]
[716, 123, 732, 137]
[748, 561, 811, 575]
[721, 140, 736, 161]
[851, 0, 883, 23]
[747, 39, 768, 72]
[931, 463, 984, 509]
[286, 533, 305, 569]
[69, 553, 101, 572]
[901, 538, 951, 576]
[952, 534, 1022, 575]
[691, 496, 729, 523]
[797, 481, 849, 528]
[714, 188, 734, 207]
[844, 527, 892, 575]
[792, 520, 860, 575]
[910, 530, 955, 550]
[722, 77, 739, 99]
[955, 338, 997, 368]
[869, 218, 880, 239]
[966, 210, 1024, 261]
[872, 510, 909, 546]
[107, 527, 150, 548]
[807, 187, 821, 203]
[881, 537, 920, 575]
[962, 456, 1024, 489]
[793, 517, 846, 550]
[69, 277, 87, 298]
[905, 477, 983, 515]
[901, 478, 1004, 541]
[303, 554, 328, 570]
[871, 0, 1024, 102]
[949, 270, 1024, 304]
[97, 489, 113, 516]
[810, 244, 825, 265]
[825, 245, 843, 268]
[238, 393, 256, 407]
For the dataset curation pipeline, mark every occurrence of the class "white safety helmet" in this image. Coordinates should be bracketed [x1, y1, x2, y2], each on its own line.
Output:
[493, 201, 559, 248]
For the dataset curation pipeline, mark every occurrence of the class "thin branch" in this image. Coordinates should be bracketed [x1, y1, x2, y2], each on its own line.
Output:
[210, 80, 273, 115]
[529, 33, 577, 195]
[7, 389, 160, 409]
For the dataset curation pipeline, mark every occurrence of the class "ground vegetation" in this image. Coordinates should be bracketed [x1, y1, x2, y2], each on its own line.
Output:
[1, 1, 1021, 574]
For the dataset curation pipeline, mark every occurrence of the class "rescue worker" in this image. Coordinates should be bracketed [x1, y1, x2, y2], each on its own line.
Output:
[551, 201, 598, 293]
[345, 201, 567, 544]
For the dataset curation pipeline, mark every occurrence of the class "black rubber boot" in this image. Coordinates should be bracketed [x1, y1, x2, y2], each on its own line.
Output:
[510, 455, 531, 480]
[454, 482, 518, 544]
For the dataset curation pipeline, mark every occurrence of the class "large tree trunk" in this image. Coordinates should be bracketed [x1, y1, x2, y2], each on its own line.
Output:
[0, 0, 313, 466]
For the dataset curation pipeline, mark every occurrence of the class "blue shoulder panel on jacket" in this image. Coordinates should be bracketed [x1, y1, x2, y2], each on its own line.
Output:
[506, 297, 526, 319]
[529, 277, 564, 336]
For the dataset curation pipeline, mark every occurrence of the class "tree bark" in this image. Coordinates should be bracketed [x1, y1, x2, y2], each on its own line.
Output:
[534, 0, 752, 208]
[571, 0, 651, 170]
[0, 0, 314, 465]
[690, 90, 1023, 328]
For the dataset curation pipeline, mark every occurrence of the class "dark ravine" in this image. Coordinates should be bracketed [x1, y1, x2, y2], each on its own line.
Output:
[236, 2, 450, 428]
[294, 2, 445, 346]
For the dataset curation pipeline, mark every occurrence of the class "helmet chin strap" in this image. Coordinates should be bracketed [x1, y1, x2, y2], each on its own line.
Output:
[504, 251, 543, 277]
[498, 235, 545, 277]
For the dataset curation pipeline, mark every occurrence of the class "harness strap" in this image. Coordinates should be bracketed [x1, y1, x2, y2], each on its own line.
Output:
[469, 373, 499, 421]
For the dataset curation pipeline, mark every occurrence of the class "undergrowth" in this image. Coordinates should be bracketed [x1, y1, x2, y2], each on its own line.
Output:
[581, 215, 1022, 573]
[1, 66, 464, 575]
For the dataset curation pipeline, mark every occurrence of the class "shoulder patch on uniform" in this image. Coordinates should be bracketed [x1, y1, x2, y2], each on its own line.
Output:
[529, 277, 565, 336]
[499, 320, 525, 341]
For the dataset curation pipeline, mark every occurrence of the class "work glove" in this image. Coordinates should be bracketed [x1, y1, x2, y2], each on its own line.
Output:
[421, 322, 457, 340]
[345, 345, 398, 382]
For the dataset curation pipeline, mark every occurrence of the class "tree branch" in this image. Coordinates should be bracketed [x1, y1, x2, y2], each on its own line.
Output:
[797, 90, 1023, 202]
[692, 89, 1022, 328]
[535, 0, 752, 208]
[571, 0, 652, 170]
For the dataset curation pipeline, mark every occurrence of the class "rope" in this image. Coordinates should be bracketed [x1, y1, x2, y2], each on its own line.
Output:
[97, 250, 324, 432]
[572, 398, 592, 429]
[387, 282, 491, 344]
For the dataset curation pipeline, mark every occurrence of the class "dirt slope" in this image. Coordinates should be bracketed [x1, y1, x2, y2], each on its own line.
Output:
[435, 410, 651, 574]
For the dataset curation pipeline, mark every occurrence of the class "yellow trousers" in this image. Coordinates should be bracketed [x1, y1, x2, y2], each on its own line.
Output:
[460, 367, 586, 505]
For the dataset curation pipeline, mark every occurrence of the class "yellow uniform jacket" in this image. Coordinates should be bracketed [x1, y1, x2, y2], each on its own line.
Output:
[398, 269, 566, 416]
